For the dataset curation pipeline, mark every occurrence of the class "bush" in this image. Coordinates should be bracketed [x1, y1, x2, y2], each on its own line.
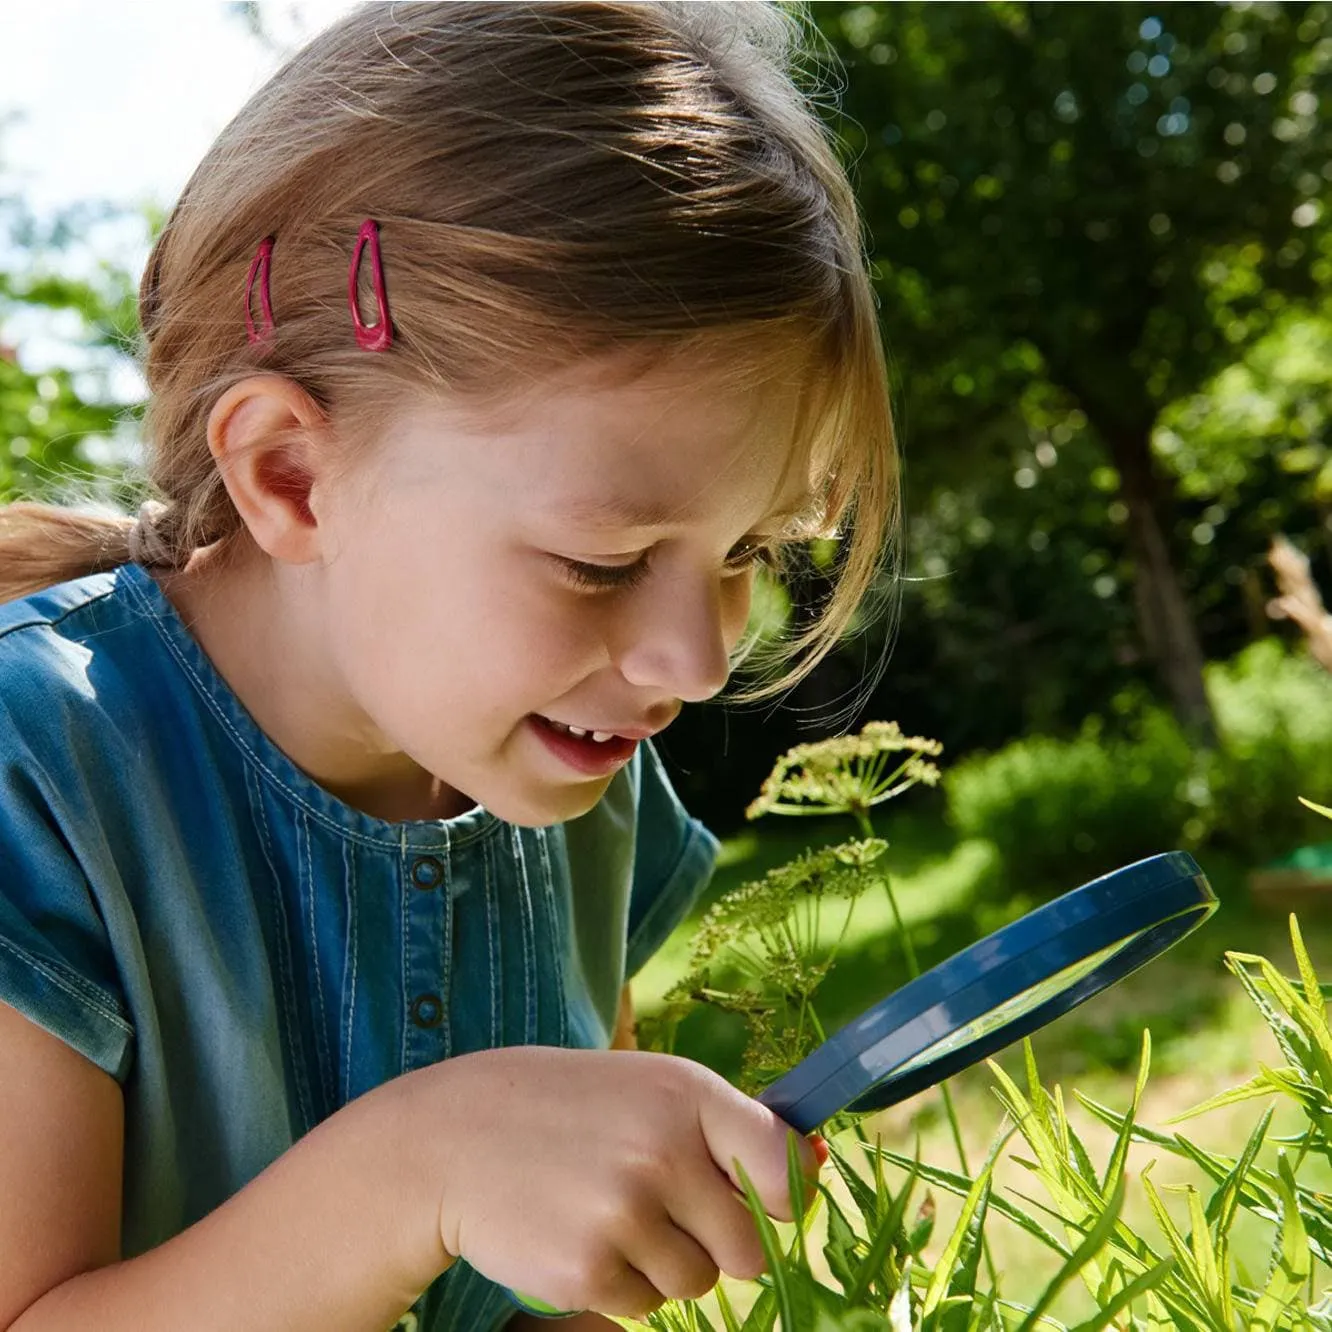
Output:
[944, 639, 1332, 883]
[1206, 639, 1332, 860]
[943, 708, 1196, 889]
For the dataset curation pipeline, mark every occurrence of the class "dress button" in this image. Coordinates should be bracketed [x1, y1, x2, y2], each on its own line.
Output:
[410, 855, 444, 890]
[410, 993, 444, 1029]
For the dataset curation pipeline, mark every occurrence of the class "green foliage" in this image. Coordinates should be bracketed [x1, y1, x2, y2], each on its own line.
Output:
[942, 638, 1332, 883]
[622, 916, 1332, 1330]
[1157, 310, 1332, 512]
[811, 0, 1332, 433]
[0, 190, 146, 504]
[944, 709, 1196, 885]
[798, 0, 1332, 758]
[645, 722, 951, 1097]
[651, 836, 891, 1094]
[621, 733, 1332, 1327]
[1206, 640, 1332, 860]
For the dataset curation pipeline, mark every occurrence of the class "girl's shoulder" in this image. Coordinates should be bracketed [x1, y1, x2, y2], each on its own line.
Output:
[0, 565, 178, 768]
[0, 567, 123, 644]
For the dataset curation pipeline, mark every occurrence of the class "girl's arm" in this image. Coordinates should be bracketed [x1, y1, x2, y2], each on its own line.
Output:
[6, 989, 804, 1329]
[4, 983, 638, 1332]
[0, 999, 446, 1332]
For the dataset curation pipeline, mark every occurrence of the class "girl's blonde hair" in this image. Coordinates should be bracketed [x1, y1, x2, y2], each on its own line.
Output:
[0, 1, 897, 707]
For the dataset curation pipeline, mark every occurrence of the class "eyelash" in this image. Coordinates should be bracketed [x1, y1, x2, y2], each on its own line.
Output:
[556, 541, 778, 592]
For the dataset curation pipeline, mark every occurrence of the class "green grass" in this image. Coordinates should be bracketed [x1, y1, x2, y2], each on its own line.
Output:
[629, 809, 1332, 1321]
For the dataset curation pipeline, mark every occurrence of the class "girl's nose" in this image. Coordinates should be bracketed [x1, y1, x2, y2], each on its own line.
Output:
[615, 572, 736, 703]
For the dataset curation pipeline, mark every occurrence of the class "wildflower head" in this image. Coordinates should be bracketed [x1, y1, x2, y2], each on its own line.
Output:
[746, 720, 943, 820]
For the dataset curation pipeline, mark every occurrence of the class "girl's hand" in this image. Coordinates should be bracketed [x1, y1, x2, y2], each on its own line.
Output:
[407, 1046, 819, 1320]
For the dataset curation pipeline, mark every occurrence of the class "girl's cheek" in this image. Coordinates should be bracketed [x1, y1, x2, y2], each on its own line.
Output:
[721, 575, 757, 650]
[513, 595, 604, 664]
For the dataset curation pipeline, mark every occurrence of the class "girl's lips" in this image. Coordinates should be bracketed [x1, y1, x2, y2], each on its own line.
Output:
[528, 713, 638, 776]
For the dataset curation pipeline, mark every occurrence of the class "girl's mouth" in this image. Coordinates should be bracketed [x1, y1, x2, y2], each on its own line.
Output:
[528, 713, 638, 776]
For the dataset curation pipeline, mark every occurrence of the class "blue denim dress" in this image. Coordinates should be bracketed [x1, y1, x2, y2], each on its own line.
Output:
[0, 563, 719, 1330]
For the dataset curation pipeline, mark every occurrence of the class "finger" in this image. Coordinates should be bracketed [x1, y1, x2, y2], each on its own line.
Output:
[661, 1160, 768, 1282]
[585, 1261, 668, 1322]
[696, 1087, 819, 1223]
[625, 1209, 723, 1303]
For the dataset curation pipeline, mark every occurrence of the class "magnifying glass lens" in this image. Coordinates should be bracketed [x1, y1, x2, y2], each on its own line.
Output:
[886, 934, 1137, 1078]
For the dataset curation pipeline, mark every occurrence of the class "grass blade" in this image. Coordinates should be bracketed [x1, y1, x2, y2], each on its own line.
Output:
[1066, 1257, 1176, 1332]
[1101, 1031, 1150, 1202]
[870, 1145, 1070, 1258]
[733, 1158, 794, 1332]
[714, 1282, 742, 1332]
[1012, 1177, 1128, 1332]
[1250, 1151, 1312, 1331]
[921, 1125, 1013, 1320]
[1289, 915, 1327, 1023]
[847, 1153, 920, 1305]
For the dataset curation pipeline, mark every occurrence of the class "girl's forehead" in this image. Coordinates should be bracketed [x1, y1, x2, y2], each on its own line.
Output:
[382, 352, 816, 511]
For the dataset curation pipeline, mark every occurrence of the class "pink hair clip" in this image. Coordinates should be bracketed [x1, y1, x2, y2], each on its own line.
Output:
[348, 219, 393, 351]
[244, 236, 276, 345]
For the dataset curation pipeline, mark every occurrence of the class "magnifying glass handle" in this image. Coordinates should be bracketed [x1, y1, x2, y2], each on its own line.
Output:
[510, 1291, 575, 1317]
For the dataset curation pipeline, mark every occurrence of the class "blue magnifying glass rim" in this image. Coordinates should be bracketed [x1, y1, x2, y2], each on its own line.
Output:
[757, 851, 1217, 1135]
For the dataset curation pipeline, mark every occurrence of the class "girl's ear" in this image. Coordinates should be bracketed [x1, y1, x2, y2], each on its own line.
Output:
[206, 375, 330, 565]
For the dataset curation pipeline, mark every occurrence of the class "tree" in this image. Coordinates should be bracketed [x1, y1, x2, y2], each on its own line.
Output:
[810, 0, 1332, 735]
[0, 186, 144, 504]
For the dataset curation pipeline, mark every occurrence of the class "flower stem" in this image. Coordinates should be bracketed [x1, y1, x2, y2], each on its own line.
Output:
[850, 805, 1002, 1295]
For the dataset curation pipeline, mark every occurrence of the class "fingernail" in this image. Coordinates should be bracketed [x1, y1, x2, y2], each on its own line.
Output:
[809, 1134, 829, 1167]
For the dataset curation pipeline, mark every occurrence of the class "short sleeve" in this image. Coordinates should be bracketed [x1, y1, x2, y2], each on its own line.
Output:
[623, 740, 720, 979]
[0, 732, 134, 1083]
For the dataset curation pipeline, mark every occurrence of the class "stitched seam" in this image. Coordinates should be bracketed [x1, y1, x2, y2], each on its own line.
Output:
[0, 935, 132, 1032]
[440, 826, 454, 1060]
[398, 827, 408, 1071]
[247, 765, 313, 1129]
[0, 583, 121, 647]
[512, 827, 537, 1042]
[536, 828, 567, 1048]
[121, 574, 499, 854]
[485, 834, 500, 1047]
[300, 810, 333, 1110]
[341, 837, 357, 1105]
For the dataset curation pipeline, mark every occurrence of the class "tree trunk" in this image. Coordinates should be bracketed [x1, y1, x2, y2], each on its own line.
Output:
[1105, 423, 1217, 742]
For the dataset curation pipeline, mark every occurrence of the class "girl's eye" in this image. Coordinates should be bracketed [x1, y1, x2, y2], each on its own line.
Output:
[554, 541, 776, 592]
[556, 557, 651, 592]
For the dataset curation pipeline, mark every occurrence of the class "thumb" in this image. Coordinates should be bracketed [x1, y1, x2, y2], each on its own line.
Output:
[697, 1084, 816, 1223]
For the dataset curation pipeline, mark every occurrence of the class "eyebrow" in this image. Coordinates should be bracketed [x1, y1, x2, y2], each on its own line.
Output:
[554, 489, 819, 530]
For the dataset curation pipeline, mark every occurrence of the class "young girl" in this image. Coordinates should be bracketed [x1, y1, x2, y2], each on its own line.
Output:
[0, 4, 896, 1329]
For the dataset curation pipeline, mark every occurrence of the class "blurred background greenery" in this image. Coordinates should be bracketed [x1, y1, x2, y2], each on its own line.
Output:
[5, 2, 1332, 1256]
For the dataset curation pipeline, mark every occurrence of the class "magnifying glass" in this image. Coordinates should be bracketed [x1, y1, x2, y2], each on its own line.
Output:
[509, 850, 1216, 1317]
[756, 850, 1217, 1133]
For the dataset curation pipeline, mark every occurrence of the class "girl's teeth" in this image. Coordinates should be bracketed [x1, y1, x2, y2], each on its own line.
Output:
[544, 717, 618, 744]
